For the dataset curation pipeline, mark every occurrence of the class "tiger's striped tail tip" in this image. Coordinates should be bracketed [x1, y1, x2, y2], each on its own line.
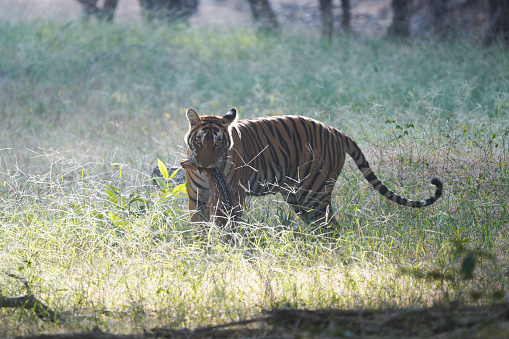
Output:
[431, 177, 443, 191]
[429, 177, 443, 202]
[407, 177, 443, 208]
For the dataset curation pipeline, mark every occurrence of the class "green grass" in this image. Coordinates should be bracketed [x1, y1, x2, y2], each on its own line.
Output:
[0, 20, 509, 337]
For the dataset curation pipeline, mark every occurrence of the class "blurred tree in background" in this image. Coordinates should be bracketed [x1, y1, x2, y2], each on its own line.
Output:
[320, 0, 350, 38]
[75, 0, 509, 44]
[246, 0, 279, 31]
[388, 0, 410, 36]
[138, 0, 198, 21]
[484, 0, 509, 44]
[77, 0, 118, 21]
[77, 0, 198, 22]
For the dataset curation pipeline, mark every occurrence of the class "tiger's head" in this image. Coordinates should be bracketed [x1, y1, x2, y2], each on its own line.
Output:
[184, 108, 238, 169]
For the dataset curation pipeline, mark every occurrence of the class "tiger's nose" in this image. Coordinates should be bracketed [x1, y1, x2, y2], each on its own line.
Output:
[197, 144, 215, 168]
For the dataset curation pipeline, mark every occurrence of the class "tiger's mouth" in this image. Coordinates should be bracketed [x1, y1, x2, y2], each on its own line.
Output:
[181, 158, 217, 172]
[180, 158, 198, 170]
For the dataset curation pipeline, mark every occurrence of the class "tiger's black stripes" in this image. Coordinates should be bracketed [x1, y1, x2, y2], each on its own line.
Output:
[182, 108, 443, 227]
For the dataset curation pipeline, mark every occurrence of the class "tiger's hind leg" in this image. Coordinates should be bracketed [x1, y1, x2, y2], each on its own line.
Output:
[285, 192, 339, 232]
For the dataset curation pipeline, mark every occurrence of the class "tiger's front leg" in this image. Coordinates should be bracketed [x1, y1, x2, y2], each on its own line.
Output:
[186, 180, 211, 224]
[187, 186, 212, 237]
[189, 197, 209, 223]
[182, 160, 212, 225]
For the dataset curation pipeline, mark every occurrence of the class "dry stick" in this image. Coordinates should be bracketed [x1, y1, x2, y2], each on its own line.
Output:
[1, 272, 61, 322]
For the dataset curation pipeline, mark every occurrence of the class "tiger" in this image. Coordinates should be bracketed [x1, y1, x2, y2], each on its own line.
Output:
[182, 108, 443, 228]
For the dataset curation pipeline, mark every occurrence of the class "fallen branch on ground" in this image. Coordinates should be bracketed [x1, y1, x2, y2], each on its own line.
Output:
[0, 272, 60, 322]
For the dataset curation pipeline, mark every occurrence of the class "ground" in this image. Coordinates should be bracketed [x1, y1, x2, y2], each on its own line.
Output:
[15, 303, 509, 338]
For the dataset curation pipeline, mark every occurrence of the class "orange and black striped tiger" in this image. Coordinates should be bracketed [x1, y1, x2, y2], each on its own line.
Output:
[182, 108, 443, 227]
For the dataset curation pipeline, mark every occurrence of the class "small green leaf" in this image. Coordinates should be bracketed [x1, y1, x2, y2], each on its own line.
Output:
[108, 212, 125, 226]
[128, 194, 147, 205]
[91, 211, 104, 219]
[169, 167, 182, 181]
[106, 188, 119, 205]
[461, 254, 476, 280]
[470, 291, 482, 301]
[492, 290, 504, 301]
[163, 208, 183, 217]
[158, 159, 169, 179]
[160, 188, 172, 197]
[106, 184, 120, 194]
[172, 183, 188, 196]
[153, 177, 166, 188]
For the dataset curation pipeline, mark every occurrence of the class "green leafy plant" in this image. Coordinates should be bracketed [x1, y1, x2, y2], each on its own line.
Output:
[153, 159, 188, 198]
[385, 119, 415, 139]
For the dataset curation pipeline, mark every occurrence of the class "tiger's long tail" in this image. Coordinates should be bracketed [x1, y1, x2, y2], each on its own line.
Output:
[346, 138, 443, 207]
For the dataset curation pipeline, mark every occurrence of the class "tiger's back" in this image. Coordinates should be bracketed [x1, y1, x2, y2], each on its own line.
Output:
[235, 116, 346, 194]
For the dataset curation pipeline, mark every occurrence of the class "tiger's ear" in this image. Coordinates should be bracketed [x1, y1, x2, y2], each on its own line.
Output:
[186, 109, 201, 126]
[222, 108, 238, 126]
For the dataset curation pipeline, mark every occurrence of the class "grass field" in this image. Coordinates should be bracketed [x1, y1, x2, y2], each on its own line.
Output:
[0, 20, 509, 337]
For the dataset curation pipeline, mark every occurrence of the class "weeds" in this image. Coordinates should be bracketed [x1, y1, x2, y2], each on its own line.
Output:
[0, 20, 508, 337]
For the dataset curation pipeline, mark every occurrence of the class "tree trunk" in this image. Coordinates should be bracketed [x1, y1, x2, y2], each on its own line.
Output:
[139, 0, 198, 22]
[484, 0, 509, 45]
[320, 0, 351, 38]
[341, 0, 351, 32]
[78, 0, 99, 19]
[246, 0, 279, 32]
[103, 0, 119, 21]
[77, 0, 118, 21]
[320, 0, 333, 38]
[388, 0, 411, 37]
[428, 0, 448, 38]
